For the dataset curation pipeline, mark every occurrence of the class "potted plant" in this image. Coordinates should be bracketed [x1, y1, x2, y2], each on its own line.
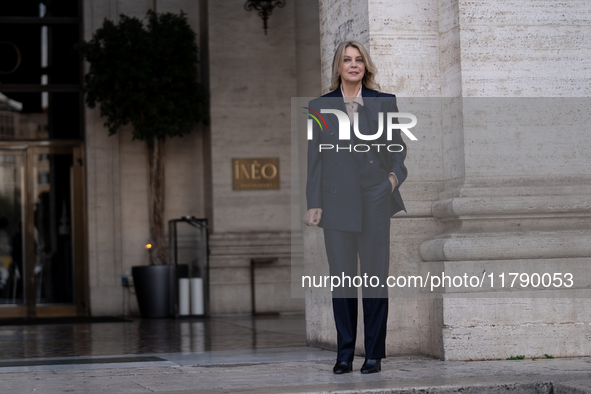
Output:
[77, 10, 208, 317]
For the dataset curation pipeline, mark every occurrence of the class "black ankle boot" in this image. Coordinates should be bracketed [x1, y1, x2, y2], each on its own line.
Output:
[360, 358, 381, 374]
[333, 360, 353, 374]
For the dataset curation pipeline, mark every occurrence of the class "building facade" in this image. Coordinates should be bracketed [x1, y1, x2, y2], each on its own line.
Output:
[1, 0, 590, 362]
[0, 0, 320, 318]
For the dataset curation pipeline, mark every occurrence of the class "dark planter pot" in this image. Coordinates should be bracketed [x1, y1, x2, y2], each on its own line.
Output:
[132, 265, 175, 318]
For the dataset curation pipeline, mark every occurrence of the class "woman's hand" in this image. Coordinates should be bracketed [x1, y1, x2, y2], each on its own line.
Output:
[306, 208, 323, 226]
[388, 173, 398, 193]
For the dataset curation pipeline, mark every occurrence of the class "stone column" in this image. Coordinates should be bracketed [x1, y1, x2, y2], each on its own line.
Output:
[84, 0, 126, 317]
[309, 0, 591, 360]
[419, 0, 591, 360]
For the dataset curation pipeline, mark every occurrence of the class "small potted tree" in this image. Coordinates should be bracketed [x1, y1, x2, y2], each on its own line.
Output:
[77, 10, 208, 317]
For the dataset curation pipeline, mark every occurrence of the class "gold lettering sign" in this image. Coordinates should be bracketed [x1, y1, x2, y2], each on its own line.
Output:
[232, 158, 280, 190]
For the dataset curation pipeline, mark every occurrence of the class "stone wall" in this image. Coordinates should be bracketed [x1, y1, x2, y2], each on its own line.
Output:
[206, 0, 321, 315]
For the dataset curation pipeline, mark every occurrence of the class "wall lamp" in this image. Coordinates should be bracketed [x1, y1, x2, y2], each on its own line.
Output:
[244, 0, 286, 35]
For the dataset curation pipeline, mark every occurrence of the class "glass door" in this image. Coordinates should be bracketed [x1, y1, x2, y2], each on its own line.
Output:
[0, 143, 87, 318]
[0, 148, 26, 313]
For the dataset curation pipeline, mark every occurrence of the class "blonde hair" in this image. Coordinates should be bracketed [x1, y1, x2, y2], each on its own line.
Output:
[329, 40, 380, 92]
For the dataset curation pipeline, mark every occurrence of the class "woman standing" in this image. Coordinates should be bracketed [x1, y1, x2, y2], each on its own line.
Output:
[305, 41, 407, 374]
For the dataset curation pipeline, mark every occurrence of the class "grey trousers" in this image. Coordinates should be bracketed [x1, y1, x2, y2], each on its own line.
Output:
[323, 178, 392, 361]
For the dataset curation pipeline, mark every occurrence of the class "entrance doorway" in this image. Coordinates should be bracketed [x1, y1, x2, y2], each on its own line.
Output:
[0, 142, 87, 318]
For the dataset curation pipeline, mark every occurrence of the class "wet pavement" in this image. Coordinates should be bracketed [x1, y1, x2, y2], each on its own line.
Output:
[0, 314, 306, 359]
[1, 313, 590, 393]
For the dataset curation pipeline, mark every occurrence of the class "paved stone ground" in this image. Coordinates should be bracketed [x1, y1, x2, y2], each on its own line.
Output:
[1, 315, 590, 393]
[1, 352, 590, 393]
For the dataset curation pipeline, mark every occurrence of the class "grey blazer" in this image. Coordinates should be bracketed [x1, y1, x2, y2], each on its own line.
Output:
[306, 86, 407, 232]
